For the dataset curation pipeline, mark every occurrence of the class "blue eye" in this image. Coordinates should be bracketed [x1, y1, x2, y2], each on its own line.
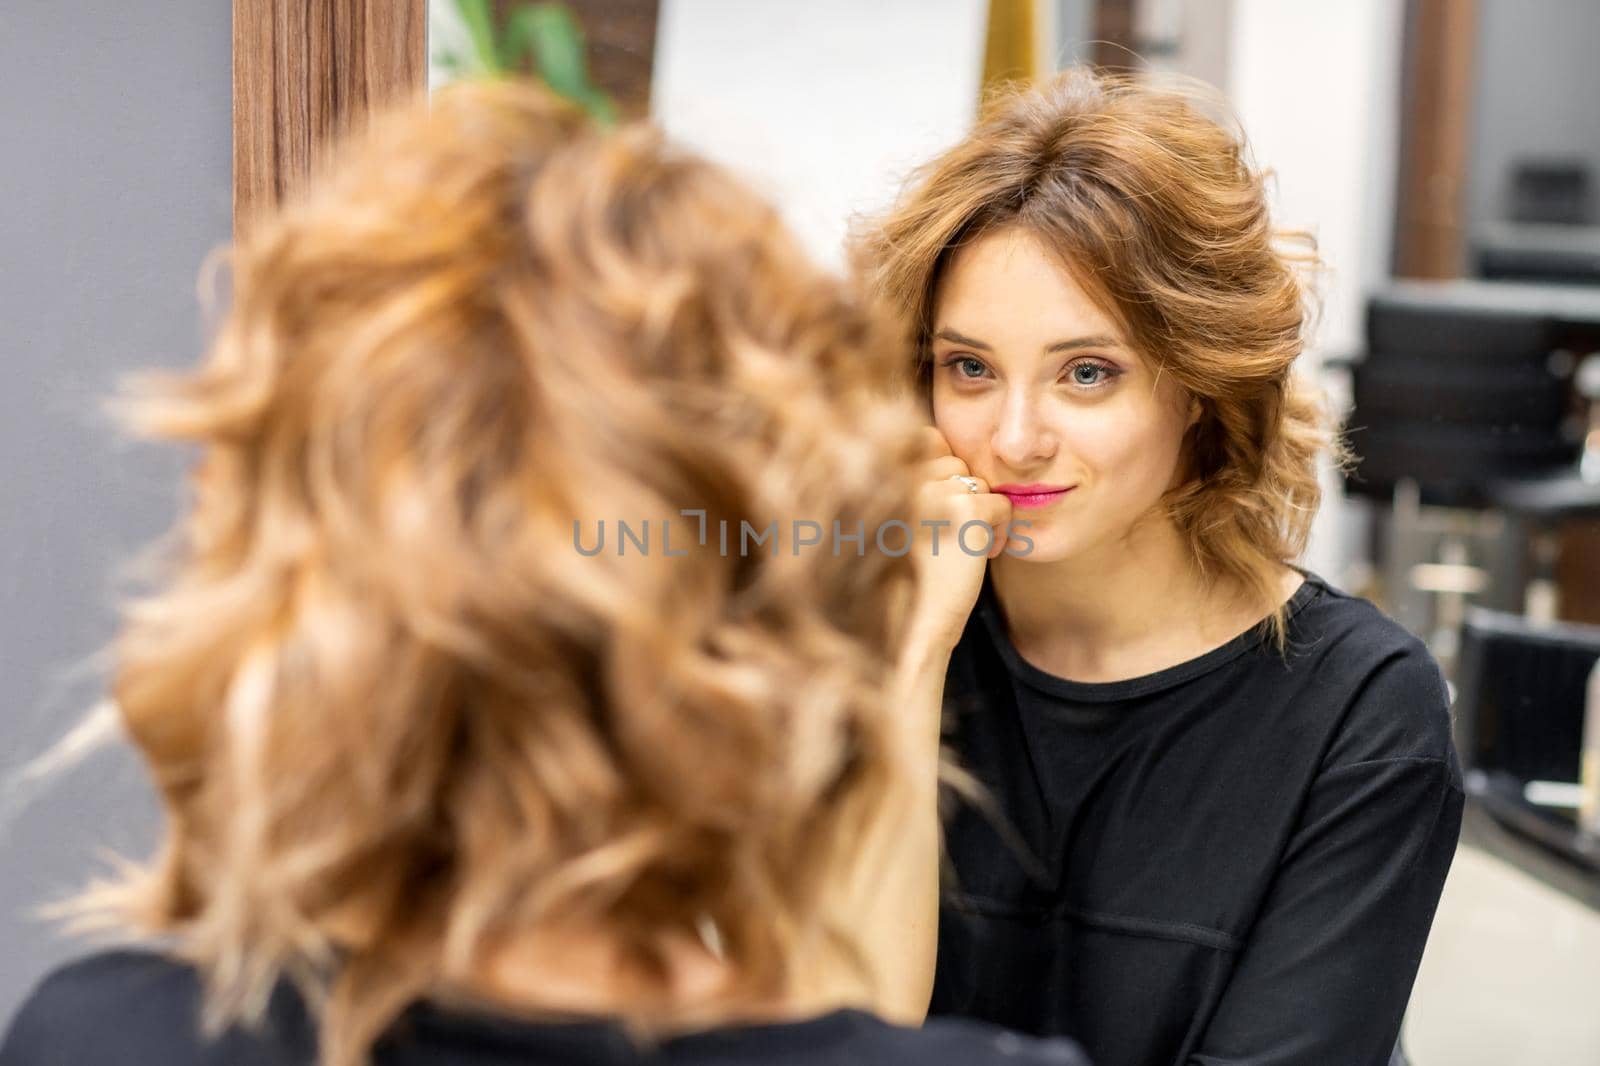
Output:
[940, 354, 989, 380]
[1066, 360, 1118, 387]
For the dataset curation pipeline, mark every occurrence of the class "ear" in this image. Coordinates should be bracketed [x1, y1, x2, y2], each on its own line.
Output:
[1185, 395, 1203, 430]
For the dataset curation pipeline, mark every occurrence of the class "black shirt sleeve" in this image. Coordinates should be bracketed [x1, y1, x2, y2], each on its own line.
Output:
[1185, 650, 1465, 1066]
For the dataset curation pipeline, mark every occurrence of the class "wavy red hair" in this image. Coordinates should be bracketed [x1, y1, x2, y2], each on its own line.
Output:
[860, 69, 1338, 637]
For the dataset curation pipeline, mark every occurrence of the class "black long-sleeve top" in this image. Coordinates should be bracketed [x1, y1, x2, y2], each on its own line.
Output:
[2, 950, 1090, 1066]
[930, 572, 1464, 1066]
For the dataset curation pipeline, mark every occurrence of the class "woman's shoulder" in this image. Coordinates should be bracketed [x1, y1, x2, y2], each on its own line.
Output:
[4, 949, 195, 1034]
[1286, 573, 1459, 775]
[858, 1014, 1090, 1066]
[1286, 571, 1439, 678]
[3, 950, 177, 1062]
[1285, 570, 1410, 641]
[0, 948, 306, 1066]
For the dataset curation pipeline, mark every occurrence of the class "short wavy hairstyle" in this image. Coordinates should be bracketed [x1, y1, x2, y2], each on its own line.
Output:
[88, 80, 923, 1065]
[858, 68, 1336, 637]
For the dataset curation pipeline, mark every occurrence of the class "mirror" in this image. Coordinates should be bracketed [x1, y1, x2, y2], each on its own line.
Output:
[412, 3, 1600, 1063]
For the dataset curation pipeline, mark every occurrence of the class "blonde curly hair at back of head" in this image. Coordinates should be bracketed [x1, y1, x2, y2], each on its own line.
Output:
[81, 79, 925, 1066]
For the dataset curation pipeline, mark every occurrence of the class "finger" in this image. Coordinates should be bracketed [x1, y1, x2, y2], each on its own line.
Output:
[973, 493, 1012, 527]
[913, 481, 986, 526]
[966, 495, 1011, 556]
[989, 521, 1009, 559]
[939, 474, 989, 499]
[918, 483, 1005, 528]
[922, 456, 972, 482]
[938, 494, 1009, 554]
[917, 425, 954, 460]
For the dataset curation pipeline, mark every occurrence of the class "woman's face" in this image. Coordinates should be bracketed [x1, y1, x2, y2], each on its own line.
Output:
[930, 226, 1196, 564]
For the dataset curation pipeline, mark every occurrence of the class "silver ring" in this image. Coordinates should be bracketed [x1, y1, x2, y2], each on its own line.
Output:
[950, 475, 982, 494]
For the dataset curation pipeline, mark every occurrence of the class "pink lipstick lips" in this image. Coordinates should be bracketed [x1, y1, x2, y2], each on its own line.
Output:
[993, 483, 1073, 509]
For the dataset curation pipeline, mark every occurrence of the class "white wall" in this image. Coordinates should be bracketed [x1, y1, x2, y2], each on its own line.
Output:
[1228, 0, 1406, 583]
[651, 0, 989, 269]
[1229, 0, 1403, 363]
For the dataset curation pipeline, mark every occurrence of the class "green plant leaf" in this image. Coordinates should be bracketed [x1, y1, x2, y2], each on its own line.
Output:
[510, 3, 590, 100]
[441, 0, 619, 123]
[577, 88, 618, 126]
[453, 0, 504, 74]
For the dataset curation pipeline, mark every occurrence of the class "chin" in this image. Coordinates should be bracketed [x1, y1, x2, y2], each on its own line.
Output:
[1002, 527, 1079, 564]
[1003, 510, 1131, 564]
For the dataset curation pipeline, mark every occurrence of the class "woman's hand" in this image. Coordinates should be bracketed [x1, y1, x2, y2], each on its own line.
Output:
[906, 427, 1013, 654]
[844, 427, 1012, 1023]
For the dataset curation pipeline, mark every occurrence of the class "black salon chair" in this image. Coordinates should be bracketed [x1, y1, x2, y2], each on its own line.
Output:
[1341, 299, 1580, 661]
[1347, 302, 1574, 507]
[1454, 607, 1600, 869]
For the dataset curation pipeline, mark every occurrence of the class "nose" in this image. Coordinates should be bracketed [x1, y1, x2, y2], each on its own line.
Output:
[991, 385, 1057, 470]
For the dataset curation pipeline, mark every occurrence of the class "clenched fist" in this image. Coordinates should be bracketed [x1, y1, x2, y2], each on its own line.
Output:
[906, 426, 1016, 652]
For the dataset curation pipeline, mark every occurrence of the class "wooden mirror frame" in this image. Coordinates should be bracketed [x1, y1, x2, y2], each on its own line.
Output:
[232, 0, 427, 238]
[231, 1, 660, 238]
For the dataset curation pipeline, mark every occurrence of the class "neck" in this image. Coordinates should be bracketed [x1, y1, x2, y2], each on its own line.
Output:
[993, 512, 1199, 643]
[989, 512, 1273, 681]
[460, 919, 874, 1033]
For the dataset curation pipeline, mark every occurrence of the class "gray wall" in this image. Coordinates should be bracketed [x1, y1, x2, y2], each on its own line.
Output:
[0, 1, 231, 1030]
[1468, 0, 1600, 232]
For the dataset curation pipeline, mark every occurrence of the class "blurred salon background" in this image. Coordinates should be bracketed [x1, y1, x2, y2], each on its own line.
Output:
[3, 1, 1598, 1062]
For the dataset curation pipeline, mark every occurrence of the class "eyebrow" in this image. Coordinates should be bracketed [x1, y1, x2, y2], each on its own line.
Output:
[932, 328, 1123, 354]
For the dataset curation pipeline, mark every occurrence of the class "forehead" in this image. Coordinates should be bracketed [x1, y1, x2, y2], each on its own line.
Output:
[933, 226, 1125, 341]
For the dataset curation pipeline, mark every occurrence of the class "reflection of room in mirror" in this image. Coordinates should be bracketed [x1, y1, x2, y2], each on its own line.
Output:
[428, 0, 994, 268]
[652, 0, 986, 269]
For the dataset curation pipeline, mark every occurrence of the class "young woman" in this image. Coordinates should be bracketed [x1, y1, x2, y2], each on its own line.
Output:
[864, 70, 1464, 1066]
[0, 82, 1087, 1066]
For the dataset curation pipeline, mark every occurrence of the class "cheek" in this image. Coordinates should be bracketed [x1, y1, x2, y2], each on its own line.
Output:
[930, 392, 990, 456]
[1063, 399, 1189, 488]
